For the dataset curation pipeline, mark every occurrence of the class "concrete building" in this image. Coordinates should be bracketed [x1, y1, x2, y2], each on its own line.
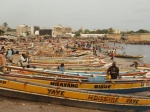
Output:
[35, 29, 52, 36]
[52, 26, 63, 37]
[31, 26, 40, 35]
[39, 29, 52, 36]
[81, 34, 105, 38]
[16, 24, 30, 36]
[63, 27, 72, 34]
[113, 29, 121, 34]
[52, 25, 72, 37]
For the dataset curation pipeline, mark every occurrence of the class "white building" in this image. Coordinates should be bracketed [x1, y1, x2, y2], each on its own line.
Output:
[16, 24, 30, 36]
[81, 34, 105, 38]
[113, 29, 121, 34]
[31, 26, 40, 35]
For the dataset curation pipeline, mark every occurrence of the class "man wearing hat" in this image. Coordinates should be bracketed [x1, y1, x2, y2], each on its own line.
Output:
[107, 62, 119, 79]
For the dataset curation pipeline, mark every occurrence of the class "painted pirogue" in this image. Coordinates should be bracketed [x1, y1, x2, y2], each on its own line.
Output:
[115, 54, 144, 58]
[3, 66, 150, 94]
[0, 76, 149, 112]
[30, 57, 105, 65]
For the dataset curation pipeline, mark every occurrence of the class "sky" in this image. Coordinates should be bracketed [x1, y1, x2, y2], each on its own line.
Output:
[0, 0, 150, 31]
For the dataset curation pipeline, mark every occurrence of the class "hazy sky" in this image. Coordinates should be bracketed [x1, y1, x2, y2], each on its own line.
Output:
[0, 0, 150, 31]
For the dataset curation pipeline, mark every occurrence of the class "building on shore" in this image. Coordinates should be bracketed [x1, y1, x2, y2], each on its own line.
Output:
[113, 29, 121, 34]
[16, 24, 30, 36]
[35, 28, 52, 36]
[52, 25, 73, 37]
[80, 34, 105, 38]
[31, 26, 40, 35]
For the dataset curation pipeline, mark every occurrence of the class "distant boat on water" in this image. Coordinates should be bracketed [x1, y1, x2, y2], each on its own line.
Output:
[115, 54, 144, 59]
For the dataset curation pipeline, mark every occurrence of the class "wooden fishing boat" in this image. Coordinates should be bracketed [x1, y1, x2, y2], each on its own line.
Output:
[115, 54, 144, 58]
[5, 65, 146, 79]
[3, 66, 150, 94]
[0, 76, 149, 112]
[137, 66, 150, 71]
[3, 73, 150, 94]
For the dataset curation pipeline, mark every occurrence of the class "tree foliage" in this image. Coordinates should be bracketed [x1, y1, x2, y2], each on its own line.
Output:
[3, 22, 8, 27]
[83, 29, 90, 34]
[82, 29, 108, 34]
[136, 29, 149, 33]
[0, 30, 5, 35]
[108, 28, 113, 34]
[75, 29, 83, 36]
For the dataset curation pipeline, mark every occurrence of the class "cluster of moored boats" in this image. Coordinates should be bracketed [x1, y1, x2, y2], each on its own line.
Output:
[0, 37, 150, 112]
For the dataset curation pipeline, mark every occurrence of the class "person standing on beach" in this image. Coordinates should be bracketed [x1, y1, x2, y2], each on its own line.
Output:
[107, 62, 119, 79]
[0, 52, 5, 72]
[110, 51, 114, 61]
[130, 60, 138, 69]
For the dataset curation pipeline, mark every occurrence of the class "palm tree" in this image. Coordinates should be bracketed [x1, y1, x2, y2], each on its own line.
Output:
[3, 22, 8, 27]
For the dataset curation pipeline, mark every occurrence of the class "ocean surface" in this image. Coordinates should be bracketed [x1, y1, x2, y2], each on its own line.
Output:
[105, 42, 150, 64]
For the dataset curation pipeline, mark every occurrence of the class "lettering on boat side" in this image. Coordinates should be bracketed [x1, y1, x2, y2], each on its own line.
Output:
[94, 85, 111, 89]
[47, 89, 65, 96]
[50, 82, 78, 88]
[141, 82, 149, 87]
[88, 95, 118, 103]
[126, 99, 139, 104]
[0, 80, 6, 84]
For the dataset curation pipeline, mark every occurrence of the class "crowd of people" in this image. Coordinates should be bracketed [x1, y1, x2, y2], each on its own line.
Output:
[0, 45, 31, 72]
[0, 37, 142, 80]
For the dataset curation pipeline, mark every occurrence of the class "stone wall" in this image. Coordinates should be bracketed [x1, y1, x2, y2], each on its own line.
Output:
[107, 34, 121, 40]
[127, 33, 150, 44]
[107, 33, 150, 44]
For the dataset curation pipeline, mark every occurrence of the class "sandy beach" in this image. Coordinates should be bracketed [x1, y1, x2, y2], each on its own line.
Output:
[0, 96, 108, 112]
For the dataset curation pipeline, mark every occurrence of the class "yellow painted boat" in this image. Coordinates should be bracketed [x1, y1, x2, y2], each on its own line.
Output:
[3, 71, 150, 94]
[0, 76, 149, 112]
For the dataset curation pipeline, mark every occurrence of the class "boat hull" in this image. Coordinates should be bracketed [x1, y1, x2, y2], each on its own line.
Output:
[0, 87, 149, 112]
[3, 74, 150, 94]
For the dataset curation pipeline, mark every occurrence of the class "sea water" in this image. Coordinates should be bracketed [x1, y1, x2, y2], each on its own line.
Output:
[105, 42, 150, 64]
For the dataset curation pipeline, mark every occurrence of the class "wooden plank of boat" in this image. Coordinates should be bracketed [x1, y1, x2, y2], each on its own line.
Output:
[5, 65, 147, 79]
[4, 66, 88, 79]
[3, 73, 150, 94]
[137, 66, 150, 70]
[4, 65, 138, 79]
[0, 76, 149, 112]
[29, 63, 104, 68]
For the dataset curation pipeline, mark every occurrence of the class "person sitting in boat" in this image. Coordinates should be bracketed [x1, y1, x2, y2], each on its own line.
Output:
[9, 51, 22, 67]
[130, 60, 138, 69]
[107, 62, 119, 79]
[60, 47, 63, 53]
[58, 63, 65, 72]
[20, 53, 29, 67]
[6, 48, 14, 59]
